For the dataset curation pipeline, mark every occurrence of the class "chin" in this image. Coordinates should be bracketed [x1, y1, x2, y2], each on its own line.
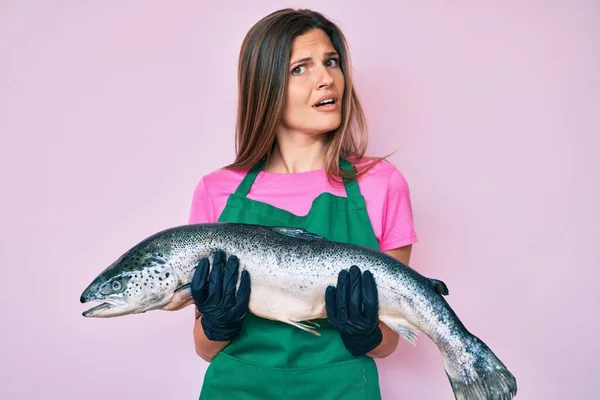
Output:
[313, 117, 342, 134]
[284, 115, 342, 136]
[305, 125, 340, 136]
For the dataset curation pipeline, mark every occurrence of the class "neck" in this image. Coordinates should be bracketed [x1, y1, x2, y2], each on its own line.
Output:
[265, 131, 328, 173]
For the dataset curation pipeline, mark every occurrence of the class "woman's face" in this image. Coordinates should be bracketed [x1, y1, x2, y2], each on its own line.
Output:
[280, 29, 345, 137]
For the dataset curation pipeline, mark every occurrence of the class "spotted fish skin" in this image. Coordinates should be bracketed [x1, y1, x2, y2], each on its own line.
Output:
[80, 223, 517, 399]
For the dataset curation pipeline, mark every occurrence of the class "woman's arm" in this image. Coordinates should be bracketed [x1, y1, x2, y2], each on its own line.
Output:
[366, 244, 413, 358]
[193, 310, 231, 362]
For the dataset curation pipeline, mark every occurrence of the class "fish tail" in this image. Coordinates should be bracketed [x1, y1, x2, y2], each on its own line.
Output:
[443, 335, 517, 400]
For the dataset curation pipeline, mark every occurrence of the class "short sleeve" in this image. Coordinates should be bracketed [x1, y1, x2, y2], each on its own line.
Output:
[379, 168, 418, 252]
[188, 178, 215, 224]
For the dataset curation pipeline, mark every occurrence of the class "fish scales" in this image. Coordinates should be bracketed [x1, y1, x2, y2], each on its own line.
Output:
[164, 223, 428, 326]
[80, 223, 517, 400]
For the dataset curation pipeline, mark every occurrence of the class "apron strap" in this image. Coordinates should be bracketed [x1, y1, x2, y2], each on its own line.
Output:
[339, 158, 362, 199]
[234, 158, 267, 197]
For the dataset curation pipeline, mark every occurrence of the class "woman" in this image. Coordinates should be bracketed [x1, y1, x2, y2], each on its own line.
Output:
[188, 8, 418, 400]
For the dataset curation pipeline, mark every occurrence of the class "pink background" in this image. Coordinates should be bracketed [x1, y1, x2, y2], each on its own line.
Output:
[1, 1, 598, 399]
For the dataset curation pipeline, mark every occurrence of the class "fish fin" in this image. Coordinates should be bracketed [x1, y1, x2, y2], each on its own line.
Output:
[429, 278, 449, 296]
[174, 283, 191, 294]
[268, 227, 325, 240]
[380, 317, 419, 346]
[285, 320, 322, 336]
[305, 320, 321, 328]
[159, 284, 193, 311]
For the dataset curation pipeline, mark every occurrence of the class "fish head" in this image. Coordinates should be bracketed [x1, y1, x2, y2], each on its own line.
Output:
[80, 233, 183, 317]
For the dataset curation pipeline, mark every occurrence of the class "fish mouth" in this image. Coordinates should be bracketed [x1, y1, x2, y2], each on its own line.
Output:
[80, 295, 129, 318]
[82, 302, 113, 317]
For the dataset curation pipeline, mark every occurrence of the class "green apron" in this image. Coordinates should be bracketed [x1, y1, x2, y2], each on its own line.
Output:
[199, 158, 383, 400]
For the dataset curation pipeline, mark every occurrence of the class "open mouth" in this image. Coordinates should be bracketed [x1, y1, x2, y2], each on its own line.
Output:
[313, 97, 337, 108]
[80, 294, 127, 317]
[82, 302, 113, 317]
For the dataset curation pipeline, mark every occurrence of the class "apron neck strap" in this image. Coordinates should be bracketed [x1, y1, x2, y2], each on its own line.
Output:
[339, 158, 361, 199]
[234, 158, 267, 196]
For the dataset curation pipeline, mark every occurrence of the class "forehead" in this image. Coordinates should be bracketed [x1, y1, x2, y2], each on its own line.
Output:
[290, 29, 336, 56]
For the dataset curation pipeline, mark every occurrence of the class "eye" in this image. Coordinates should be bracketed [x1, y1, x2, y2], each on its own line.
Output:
[112, 281, 122, 291]
[325, 58, 339, 68]
[291, 65, 306, 75]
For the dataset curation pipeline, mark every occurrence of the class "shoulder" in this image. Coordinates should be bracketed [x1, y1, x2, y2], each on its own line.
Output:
[193, 166, 248, 194]
[202, 166, 248, 184]
[352, 158, 410, 192]
[188, 166, 248, 224]
[351, 158, 418, 250]
[189, 166, 248, 208]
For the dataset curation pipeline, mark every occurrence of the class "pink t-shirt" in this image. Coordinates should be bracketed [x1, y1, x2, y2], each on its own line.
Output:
[188, 160, 418, 252]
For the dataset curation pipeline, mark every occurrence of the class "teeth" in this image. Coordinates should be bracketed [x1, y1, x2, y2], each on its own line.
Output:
[316, 99, 335, 107]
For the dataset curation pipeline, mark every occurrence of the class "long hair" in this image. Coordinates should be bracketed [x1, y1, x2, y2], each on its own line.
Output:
[225, 8, 388, 182]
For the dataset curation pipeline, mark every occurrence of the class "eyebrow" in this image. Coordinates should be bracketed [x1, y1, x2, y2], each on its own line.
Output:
[290, 51, 339, 66]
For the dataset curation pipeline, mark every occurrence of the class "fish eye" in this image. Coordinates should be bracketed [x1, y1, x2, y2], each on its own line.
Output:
[112, 281, 122, 291]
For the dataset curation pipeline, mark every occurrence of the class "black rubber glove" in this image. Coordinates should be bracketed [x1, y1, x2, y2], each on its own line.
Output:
[325, 265, 383, 357]
[191, 250, 251, 342]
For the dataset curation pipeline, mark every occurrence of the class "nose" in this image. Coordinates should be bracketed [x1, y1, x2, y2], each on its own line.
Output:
[315, 65, 334, 89]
